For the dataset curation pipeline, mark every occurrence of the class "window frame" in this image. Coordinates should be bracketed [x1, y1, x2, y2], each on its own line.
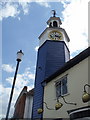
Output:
[55, 74, 68, 98]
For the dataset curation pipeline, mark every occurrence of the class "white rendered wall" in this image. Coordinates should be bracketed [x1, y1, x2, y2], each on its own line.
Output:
[43, 57, 89, 118]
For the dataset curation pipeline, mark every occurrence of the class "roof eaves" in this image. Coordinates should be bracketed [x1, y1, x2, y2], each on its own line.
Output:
[14, 86, 27, 107]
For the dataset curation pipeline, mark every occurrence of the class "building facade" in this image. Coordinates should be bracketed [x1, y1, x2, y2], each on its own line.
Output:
[13, 86, 33, 119]
[42, 47, 90, 119]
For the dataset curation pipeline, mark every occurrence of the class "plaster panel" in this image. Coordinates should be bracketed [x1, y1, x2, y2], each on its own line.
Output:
[44, 58, 89, 118]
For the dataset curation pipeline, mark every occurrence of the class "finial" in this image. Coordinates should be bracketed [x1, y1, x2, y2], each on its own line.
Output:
[52, 10, 56, 17]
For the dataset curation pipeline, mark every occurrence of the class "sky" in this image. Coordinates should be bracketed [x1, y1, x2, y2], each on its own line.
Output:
[0, 0, 89, 119]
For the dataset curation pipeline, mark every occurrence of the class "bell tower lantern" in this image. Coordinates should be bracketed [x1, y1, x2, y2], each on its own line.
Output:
[47, 10, 62, 28]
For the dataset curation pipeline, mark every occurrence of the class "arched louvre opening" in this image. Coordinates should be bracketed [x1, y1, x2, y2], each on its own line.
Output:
[53, 21, 58, 27]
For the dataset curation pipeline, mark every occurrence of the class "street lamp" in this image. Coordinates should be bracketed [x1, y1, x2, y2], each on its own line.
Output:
[37, 96, 77, 114]
[82, 84, 90, 103]
[55, 96, 77, 110]
[37, 102, 55, 114]
[5, 50, 24, 120]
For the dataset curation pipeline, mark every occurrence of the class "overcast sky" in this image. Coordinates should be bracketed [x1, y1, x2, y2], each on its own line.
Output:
[0, 0, 89, 119]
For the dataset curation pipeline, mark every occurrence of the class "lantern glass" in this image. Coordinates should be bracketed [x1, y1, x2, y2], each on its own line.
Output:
[17, 50, 24, 61]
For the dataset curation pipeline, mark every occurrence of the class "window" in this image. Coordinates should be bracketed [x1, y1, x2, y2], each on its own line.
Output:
[55, 75, 68, 98]
[53, 21, 58, 27]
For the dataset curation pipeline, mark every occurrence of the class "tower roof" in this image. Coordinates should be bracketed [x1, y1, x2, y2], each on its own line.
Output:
[47, 17, 62, 25]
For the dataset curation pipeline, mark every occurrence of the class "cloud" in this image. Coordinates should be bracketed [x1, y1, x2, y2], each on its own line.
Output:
[0, 1, 50, 21]
[0, 2, 20, 20]
[18, 2, 30, 15]
[35, 1, 50, 7]
[1, 67, 35, 118]
[61, 0, 89, 57]
[0, 85, 11, 118]
[6, 67, 35, 89]
[2, 64, 15, 73]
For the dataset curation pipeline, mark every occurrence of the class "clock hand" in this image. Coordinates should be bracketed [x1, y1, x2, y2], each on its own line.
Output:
[55, 35, 58, 37]
[55, 35, 61, 38]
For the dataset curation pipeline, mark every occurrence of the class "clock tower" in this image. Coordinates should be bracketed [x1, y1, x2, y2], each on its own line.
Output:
[32, 10, 70, 119]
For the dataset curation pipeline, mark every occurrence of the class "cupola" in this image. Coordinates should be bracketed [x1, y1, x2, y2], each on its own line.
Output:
[47, 10, 62, 28]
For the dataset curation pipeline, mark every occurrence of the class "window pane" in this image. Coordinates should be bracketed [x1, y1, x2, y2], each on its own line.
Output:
[55, 75, 68, 98]
[62, 77, 67, 95]
[56, 82, 61, 97]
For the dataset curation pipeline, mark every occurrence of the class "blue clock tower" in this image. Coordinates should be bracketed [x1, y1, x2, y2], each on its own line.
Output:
[32, 11, 70, 119]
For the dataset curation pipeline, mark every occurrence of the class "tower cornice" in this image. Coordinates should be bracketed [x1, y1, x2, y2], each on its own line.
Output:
[38, 27, 70, 42]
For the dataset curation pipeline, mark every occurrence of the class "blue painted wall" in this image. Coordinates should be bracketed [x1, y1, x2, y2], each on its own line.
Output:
[32, 40, 70, 119]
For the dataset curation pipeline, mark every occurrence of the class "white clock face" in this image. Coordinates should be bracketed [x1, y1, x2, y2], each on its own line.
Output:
[48, 30, 63, 40]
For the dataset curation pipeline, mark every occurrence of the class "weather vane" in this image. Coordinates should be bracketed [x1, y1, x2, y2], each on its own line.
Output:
[52, 10, 56, 17]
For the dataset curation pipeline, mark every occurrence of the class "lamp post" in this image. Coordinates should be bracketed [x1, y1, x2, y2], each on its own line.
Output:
[5, 50, 24, 120]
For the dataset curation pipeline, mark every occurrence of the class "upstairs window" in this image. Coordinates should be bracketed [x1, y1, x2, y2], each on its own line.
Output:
[53, 21, 58, 27]
[55, 75, 68, 98]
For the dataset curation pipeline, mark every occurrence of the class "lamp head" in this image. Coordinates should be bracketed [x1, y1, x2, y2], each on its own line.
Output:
[55, 102, 63, 110]
[82, 92, 90, 103]
[37, 108, 43, 114]
[17, 50, 24, 62]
